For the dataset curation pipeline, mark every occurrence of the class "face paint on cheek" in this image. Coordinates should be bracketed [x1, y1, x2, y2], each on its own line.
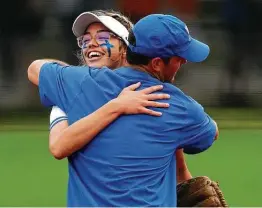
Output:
[100, 40, 114, 57]
[82, 42, 88, 49]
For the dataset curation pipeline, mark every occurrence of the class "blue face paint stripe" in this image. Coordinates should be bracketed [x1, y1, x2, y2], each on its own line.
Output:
[100, 40, 114, 57]
[82, 42, 88, 49]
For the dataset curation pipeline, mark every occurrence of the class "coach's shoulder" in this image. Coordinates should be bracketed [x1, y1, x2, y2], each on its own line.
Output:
[182, 95, 207, 122]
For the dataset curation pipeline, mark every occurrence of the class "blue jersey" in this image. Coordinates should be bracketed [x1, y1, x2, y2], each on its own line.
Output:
[39, 63, 216, 207]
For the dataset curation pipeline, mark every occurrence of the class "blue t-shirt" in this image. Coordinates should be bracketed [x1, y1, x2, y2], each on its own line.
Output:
[39, 63, 217, 207]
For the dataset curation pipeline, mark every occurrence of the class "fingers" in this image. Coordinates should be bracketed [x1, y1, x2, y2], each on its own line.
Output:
[145, 93, 170, 100]
[140, 85, 164, 94]
[144, 101, 169, 108]
[139, 101, 170, 116]
[140, 107, 163, 117]
[125, 82, 141, 91]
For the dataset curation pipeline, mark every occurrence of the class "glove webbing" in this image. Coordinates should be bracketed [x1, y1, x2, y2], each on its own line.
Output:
[211, 180, 229, 207]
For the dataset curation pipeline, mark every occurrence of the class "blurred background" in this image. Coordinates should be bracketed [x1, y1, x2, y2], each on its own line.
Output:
[0, 0, 261, 206]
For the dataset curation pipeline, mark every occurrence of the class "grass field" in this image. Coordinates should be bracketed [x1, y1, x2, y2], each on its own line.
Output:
[0, 108, 262, 206]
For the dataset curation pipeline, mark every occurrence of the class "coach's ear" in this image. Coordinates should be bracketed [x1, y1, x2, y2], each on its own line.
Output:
[28, 60, 46, 86]
[122, 51, 127, 59]
[213, 120, 219, 140]
[120, 51, 127, 65]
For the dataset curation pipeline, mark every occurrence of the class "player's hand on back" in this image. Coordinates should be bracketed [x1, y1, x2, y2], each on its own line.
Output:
[113, 82, 170, 116]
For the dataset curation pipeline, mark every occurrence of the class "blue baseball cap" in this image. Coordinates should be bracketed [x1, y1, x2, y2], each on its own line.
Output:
[128, 14, 210, 62]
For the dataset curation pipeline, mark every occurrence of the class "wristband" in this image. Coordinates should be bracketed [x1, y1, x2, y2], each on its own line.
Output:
[50, 106, 68, 129]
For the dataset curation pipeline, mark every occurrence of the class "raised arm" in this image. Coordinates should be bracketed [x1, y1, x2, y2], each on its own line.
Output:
[27, 59, 68, 86]
[28, 60, 170, 160]
[49, 83, 171, 159]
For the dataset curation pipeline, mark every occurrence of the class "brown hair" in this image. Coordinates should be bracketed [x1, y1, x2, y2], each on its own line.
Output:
[76, 9, 133, 65]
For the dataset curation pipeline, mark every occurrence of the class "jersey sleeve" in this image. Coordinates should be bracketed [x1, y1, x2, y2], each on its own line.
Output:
[177, 99, 217, 154]
[39, 62, 90, 112]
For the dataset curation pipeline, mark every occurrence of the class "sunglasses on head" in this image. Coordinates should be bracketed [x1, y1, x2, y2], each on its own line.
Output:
[77, 30, 121, 48]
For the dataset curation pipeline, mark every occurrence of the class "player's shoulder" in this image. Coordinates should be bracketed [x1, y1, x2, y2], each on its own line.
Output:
[89, 66, 126, 83]
[62, 65, 112, 81]
[41, 62, 90, 74]
[163, 83, 197, 105]
[82, 66, 124, 89]
[88, 66, 113, 77]
[164, 83, 204, 113]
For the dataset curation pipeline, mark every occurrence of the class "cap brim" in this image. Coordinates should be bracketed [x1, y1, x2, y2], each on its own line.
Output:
[72, 12, 101, 37]
[178, 38, 210, 62]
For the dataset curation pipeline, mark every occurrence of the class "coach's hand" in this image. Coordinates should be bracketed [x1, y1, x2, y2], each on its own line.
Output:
[115, 82, 170, 116]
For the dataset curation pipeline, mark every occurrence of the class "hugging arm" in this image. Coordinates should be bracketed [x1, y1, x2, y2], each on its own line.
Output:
[49, 83, 171, 159]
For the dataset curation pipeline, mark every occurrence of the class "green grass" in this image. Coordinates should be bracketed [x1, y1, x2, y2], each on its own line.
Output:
[0, 108, 262, 206]
[186, 129, 262, 206]
[0, 131, 67, 206]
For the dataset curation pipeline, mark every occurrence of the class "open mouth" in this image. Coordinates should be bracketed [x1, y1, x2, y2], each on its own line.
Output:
[87, 51, 104, 61]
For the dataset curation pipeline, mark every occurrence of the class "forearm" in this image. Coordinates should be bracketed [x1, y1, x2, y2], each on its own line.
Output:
[50, 99, 122, 159]
[49, 120, 69, 151]
[176, 149, 193, 184]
